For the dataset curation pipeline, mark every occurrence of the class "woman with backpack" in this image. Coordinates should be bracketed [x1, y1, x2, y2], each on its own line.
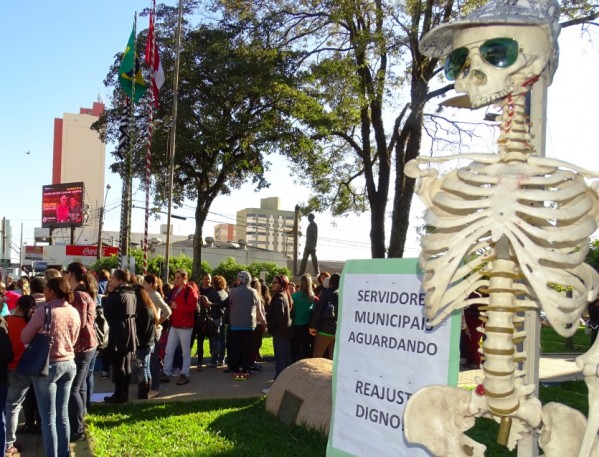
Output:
[132, 285, 158, 399]
[309, 273, 340, 360]
[102, 269, 138, 404]
[64, 262, 98, 442]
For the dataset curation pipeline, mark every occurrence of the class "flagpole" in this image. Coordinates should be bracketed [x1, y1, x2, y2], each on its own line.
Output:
[118, 99, 131, 268]
[143, 0, 157, 275]
[164, 0, 183, 284]
[124, 13, 137, 270]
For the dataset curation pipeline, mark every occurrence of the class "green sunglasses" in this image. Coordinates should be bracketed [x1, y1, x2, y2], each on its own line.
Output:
[444, 38, 519, 81]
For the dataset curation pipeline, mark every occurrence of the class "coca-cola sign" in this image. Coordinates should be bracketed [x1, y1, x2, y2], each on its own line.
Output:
[65, 246, 119, 257]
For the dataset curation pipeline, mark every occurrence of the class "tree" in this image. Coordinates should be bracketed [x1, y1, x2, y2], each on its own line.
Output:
[211, 257, 290, 285]
[215, 0, 599, 258]
[88, 250, 204, 281]
[94, 5, 308, 281]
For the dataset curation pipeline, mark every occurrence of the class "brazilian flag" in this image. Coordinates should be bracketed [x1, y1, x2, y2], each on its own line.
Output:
[119, 26, 147, 102]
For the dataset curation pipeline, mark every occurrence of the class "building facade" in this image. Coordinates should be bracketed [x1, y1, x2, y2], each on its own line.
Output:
[49, 101, 106, 245]
[214, 223, 236, 242]
[235, 197, 295, 254]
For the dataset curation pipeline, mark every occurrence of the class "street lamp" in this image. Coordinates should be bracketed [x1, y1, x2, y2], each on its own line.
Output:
[97, 184, 112, 260]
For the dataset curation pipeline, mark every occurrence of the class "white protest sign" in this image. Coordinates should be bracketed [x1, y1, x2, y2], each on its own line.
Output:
[327, 258, 460, 457]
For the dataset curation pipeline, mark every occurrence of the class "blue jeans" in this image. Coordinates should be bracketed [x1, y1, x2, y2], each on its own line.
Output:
[273, 336, 292, 379]
[5, 370, 32, 448]
[164, 327, 192, 376]
[33, 360, 76, 457]
[85, 349, 98, 408]
[0, 382, 7, 456]
[149, 345, 161, 391]
[136, 346, 153, 384]
[69, 349, 95, 436]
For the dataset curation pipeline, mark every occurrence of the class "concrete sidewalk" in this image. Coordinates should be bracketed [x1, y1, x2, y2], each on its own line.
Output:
[458, 353, 585, 386]
[10, 354, 586, 457]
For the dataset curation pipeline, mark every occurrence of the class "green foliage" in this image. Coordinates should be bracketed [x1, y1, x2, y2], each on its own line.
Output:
[247, 261, 291, 283]
[89, 255, 120, 273]
[211, 257, 245, 286]
[211, 257, 290, 286]
[585, 238, 599, 272]
[88, 251, 206, 283]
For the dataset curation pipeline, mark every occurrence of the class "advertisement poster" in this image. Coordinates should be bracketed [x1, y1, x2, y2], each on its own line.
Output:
[41, 182, 85, 228]
[327, 258, 460, 457]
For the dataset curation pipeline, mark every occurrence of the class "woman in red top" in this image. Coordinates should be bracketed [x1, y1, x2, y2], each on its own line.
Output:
[4, 295, 35, 455]
[162, 270, 198, 386]
[64, 262, 98, 442]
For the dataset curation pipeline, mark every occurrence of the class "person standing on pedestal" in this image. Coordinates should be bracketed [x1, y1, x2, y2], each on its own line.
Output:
[299, 214, 319, 276]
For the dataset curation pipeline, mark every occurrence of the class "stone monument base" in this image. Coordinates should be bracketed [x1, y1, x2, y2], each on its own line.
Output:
[265, 358, 333, 434]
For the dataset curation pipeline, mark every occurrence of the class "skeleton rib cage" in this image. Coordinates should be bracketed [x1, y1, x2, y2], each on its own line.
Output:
[418, 159, 599, 332]
[407, 150, 599, 439]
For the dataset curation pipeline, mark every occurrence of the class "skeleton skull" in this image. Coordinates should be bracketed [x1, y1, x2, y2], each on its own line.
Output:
[452, 25, 551, 108]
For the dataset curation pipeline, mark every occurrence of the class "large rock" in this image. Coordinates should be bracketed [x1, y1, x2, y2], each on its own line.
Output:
[265, 358, 333, 434]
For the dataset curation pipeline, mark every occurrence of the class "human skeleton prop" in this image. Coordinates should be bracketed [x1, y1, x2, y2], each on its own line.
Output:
[402, 0, 599, 455]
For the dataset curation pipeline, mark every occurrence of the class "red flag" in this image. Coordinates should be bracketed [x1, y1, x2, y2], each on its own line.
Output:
[145, 10, 165, 105]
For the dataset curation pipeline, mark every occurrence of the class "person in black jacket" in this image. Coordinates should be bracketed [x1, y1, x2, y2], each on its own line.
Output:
[0, 315, 14, 455]
[267, 275, 294, 380]
[102, 269, 138, 404]
[133, 285, 157, 399]
[309, 273, 340, 359]
[199, 275, 229, 368]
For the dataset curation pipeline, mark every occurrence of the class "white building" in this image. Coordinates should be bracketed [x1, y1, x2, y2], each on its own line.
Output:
[235, 197, 296, 254]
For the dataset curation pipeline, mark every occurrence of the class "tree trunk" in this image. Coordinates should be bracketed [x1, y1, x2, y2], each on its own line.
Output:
[388, 108, 424, 258]
[192, 203, 208, 283]
[370, 196, 387, 258]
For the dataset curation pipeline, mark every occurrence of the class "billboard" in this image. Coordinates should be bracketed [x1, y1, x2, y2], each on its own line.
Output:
[41, 182, 85, 228]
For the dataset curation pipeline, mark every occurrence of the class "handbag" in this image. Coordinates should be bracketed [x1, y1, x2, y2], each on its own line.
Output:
[202, 317, 219, 338]
[17, 306, 53, 377]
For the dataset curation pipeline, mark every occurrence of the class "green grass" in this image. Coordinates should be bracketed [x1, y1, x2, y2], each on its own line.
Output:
[87, 397, 327, 457]
[540, 325, 590, 354]
[87, 382, 590, 457]
[193, 334, 274, 362]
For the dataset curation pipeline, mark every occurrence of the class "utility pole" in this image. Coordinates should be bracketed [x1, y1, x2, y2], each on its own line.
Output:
[293, 205, 299, 276]
[1, 217, 6, 260]
[97, 184, 111, 260]
[164, 0, 183, 284]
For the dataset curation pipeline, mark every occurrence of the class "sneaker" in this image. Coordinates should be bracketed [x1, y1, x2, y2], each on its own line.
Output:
[217, 361, 225, 367]
[6, 445, 21, 455]
[262, 388, 270, 394]
[159, 372, 170, 383]
[206, 362, 217, 368]
[104, 395, 128, 404]
[176, 374, 189, 385]
[70, 432, 85, 442]
[148, 389, 160, 399]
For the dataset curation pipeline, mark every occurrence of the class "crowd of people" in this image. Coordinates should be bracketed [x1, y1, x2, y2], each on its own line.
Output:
[0, 267, 341, 456]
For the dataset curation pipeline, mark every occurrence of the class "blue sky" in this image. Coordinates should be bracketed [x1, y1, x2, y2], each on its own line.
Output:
[2, 2, 599, 262]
